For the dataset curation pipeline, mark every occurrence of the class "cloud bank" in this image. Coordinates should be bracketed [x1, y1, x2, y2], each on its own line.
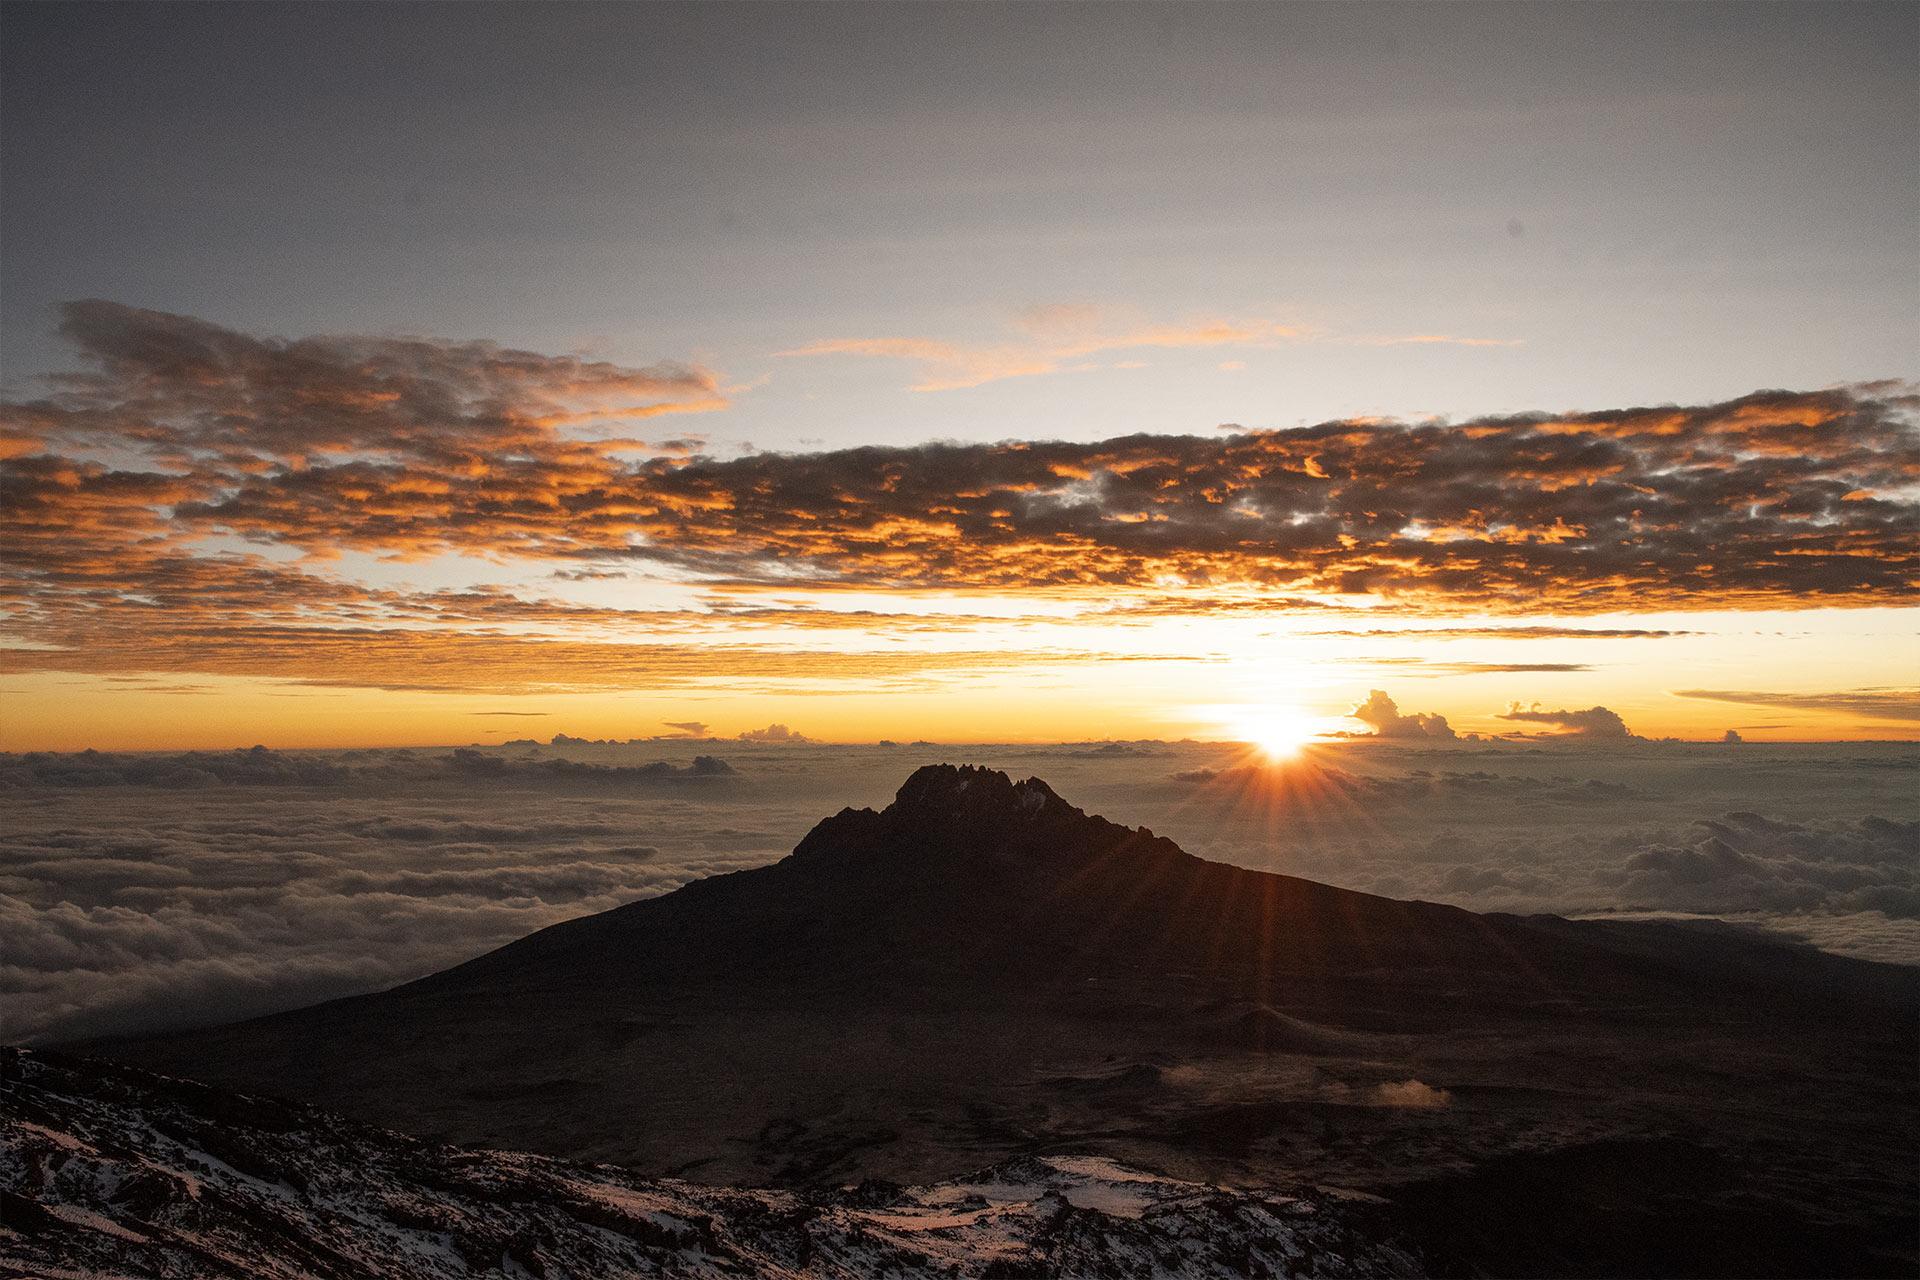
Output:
[3, 304, 1915, 696]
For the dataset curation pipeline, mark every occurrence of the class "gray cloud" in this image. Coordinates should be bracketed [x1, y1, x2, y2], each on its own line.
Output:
[446, 748, 737, 783]
[0, 746, 739, 791]
[738, 723, 811, 743]
[1674, 687, 1920, 724]
[26, 299, 724, 464]
[1498, 703, 1635, 739]
[1606, 813, 1920, 919]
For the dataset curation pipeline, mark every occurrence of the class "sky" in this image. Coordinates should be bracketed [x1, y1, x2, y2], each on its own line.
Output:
[1, 1, 1916, 748]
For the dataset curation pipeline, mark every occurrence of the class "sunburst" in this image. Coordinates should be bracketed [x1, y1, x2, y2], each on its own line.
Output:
[1229, 706, 1318, 760]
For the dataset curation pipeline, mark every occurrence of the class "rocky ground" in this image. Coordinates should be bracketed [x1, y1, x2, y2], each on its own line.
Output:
[1, 1048, 1423, 1279]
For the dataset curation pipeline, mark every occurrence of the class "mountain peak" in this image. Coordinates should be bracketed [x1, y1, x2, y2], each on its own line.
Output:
[889, 764, 1071, 824]
[787, 764, 1139, 872]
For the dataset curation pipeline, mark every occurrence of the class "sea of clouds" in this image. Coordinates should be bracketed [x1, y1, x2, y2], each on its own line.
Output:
[3, 738, 1915, 1044]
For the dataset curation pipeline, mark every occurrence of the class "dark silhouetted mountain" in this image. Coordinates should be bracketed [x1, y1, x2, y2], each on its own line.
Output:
[416, 763, 1909, 1012]
[91, 765, 1919, 1277]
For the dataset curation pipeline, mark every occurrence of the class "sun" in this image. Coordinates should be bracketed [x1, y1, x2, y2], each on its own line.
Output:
[1231, 707, 1318, 761]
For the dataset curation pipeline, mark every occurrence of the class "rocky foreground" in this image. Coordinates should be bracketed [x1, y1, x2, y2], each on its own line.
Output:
[1, 1048, 1421, 1278]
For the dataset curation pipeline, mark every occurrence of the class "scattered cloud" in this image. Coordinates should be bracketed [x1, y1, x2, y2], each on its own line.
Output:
[1673, 688, 1920, 724]
[0, 746, 739, 791]
[1349, 690, 1456, 739]
[1363, 659, 1593, 675]
[779, 306, 1307, 391]
[663, 720, 710, 737]
[445, 748, 737, 784]
[780, 304, 1519, 392]
[1498, 703, 1635, 739]
[777, 336, 1057, 393]
[737, 723, 810, 743]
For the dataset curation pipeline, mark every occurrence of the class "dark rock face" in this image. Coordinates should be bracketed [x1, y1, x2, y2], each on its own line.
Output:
[84, 766, 1919, 1277]
[0, 1049, 1423, 1279]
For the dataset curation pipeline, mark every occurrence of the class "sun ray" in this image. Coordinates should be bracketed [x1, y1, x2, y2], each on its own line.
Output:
[1225, 705, 1319, 761]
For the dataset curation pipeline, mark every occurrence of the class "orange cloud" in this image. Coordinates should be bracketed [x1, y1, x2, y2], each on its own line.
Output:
[0, 621, 1153, 694]
[781, 304, 1519, 391]
[3, 305, 1915, 700]
[779, 307, 1308, 391]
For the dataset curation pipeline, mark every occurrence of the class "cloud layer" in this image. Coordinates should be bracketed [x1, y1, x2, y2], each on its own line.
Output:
[166, 385, 1920, 603]
[3, 304, 1915, 697]
[0, 746, 791, 1043]
[4, 738, 1916, 1045]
